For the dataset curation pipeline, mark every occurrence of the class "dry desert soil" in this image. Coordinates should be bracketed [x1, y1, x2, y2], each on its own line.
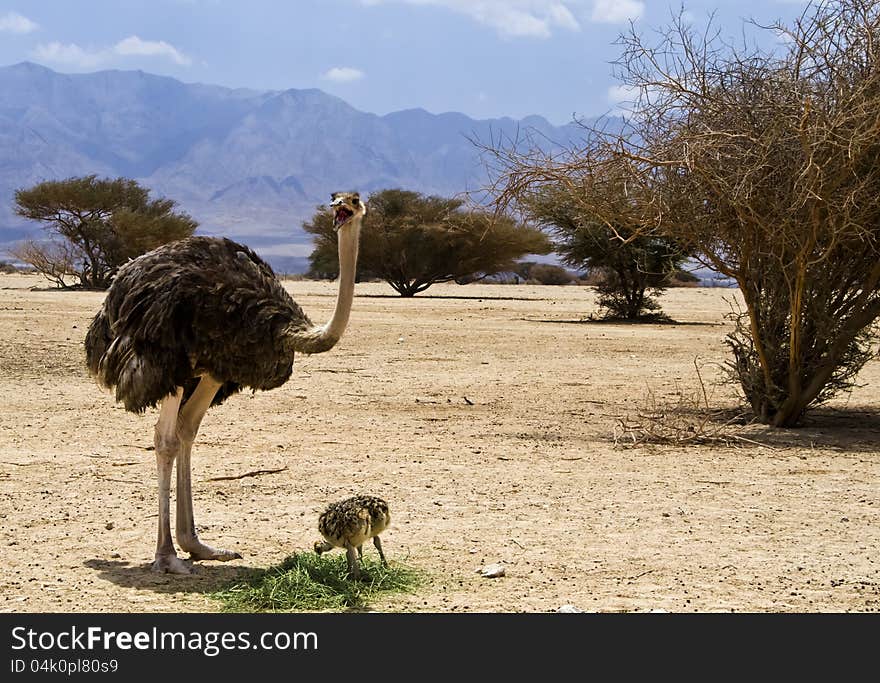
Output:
[1, 273, 878, 613]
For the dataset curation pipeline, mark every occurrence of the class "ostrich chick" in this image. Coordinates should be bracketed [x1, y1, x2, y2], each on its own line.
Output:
[314, 495, 390, 579]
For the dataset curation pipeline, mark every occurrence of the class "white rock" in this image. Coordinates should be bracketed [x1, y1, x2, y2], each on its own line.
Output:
[556, 604, 583, 613]
[477, 563, 506, 578]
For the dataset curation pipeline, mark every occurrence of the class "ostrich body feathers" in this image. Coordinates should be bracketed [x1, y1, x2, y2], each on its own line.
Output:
[85, 236, 312, 413]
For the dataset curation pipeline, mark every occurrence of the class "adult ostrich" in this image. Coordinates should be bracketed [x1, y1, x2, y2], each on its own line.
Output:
[84, 192, 365, 574]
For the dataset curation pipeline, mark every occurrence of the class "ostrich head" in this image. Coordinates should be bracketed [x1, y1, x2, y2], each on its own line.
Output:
[329, 192, 366, 230]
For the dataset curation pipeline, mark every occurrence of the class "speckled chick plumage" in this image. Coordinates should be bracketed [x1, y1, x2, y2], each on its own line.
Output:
[315, 495, 390, 551]
[314, 495, 390, 579]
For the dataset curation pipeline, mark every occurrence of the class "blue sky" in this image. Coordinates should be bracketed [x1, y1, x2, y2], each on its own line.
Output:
[0, 0, 810, 124]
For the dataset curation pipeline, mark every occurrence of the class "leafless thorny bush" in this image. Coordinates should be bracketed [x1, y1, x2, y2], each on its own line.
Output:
[483, 0, 880, 428]
[612, 360, 758, 448]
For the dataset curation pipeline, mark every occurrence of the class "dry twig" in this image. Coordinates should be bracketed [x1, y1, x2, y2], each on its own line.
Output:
[206, 466, 288, 482]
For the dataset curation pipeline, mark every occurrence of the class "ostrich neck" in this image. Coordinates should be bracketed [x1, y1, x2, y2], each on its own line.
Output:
[288, 218, 361, 354]
[323, 220, 360, 343]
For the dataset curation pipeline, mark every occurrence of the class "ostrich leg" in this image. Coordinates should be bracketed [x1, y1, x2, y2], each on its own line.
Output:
[373, 535, 387, 566]
[152, 388, 191, 574]
[175, 375, 241, 562]
[344, 542, 360, 580]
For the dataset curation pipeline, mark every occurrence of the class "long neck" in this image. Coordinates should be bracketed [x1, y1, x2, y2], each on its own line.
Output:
[288, 218, 361, 354]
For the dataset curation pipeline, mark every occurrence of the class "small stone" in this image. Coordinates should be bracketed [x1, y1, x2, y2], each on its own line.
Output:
[105, 522, 114, 530]
[477, 563, 505, 578]
[557, 604, 583, 613]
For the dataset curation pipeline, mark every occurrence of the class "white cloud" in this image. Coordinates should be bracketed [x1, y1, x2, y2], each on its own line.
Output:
[0, 11, 38, 33]
[607, 83, 638, 114]
[607, 82, 663, 116]
[322, 66, 365, 82]
[114, 36, 192, 66]
[591, 0, 644, 24]
[32, 42, 104, 69]
[31, 35, 192, 69]
[361, 1, 581, 39]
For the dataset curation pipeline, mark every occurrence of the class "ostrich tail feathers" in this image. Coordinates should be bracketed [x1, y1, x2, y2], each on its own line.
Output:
[84, 310, 111, 381]
[110, 341, 177, 413]
[84, 310, 179, 413]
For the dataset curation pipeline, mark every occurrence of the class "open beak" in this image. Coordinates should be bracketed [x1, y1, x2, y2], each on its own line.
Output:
[332, 203, 354, 230]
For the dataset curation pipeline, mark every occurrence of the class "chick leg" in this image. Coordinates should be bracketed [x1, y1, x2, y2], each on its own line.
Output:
[373, 535, 388, 566]
[344, 542, 360, 580]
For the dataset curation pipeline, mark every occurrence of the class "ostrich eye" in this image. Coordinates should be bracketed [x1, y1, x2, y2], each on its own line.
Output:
[351, 198, 359, 206]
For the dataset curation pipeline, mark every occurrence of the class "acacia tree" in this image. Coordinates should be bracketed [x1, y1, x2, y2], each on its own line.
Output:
[520, 183, 687, 319]
[14, 175, 197, 288]
[514, 262, 575, 285]
[486, 0, 880, 427]
[304, 188, 550, 296]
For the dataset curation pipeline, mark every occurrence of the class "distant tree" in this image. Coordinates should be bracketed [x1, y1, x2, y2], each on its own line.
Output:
[668, 269, 700, 287]
[14, 175, 197, 289]
[519, 184, 688, 319]
[304, 188, 551, 296]
[514, 262, 575, 285]
[0, 260, 20, 275]
[9, 239, 79, 288]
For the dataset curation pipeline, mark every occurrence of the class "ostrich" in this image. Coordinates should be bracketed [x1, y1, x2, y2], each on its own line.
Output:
[314, 494, 390, 579]
[84, 192, 366, 574]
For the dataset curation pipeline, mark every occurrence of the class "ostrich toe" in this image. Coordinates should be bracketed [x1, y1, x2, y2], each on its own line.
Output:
[152, 554, 194, 575]
[181, 541, 241, 562]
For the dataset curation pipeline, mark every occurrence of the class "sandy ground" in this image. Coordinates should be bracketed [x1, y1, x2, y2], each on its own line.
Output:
[0, 272, 878, 613]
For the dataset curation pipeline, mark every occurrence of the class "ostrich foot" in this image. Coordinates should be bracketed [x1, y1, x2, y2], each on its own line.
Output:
[152, 554, 194, 575]
[346, 557, 368, 581]
[181, 540, 241, 562]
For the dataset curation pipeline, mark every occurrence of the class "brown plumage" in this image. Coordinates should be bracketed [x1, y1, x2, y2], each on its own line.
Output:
[85, 236, 310, 413]
[314, 494, 390, 579]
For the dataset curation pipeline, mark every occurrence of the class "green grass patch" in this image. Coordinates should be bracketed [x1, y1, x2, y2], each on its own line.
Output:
[209, 552, 425, 612]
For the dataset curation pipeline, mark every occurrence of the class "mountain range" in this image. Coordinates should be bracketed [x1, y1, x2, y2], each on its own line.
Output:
[0, 62, 590, 272]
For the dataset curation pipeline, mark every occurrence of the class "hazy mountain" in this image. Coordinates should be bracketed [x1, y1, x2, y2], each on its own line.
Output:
[0, 62, 592, 272]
